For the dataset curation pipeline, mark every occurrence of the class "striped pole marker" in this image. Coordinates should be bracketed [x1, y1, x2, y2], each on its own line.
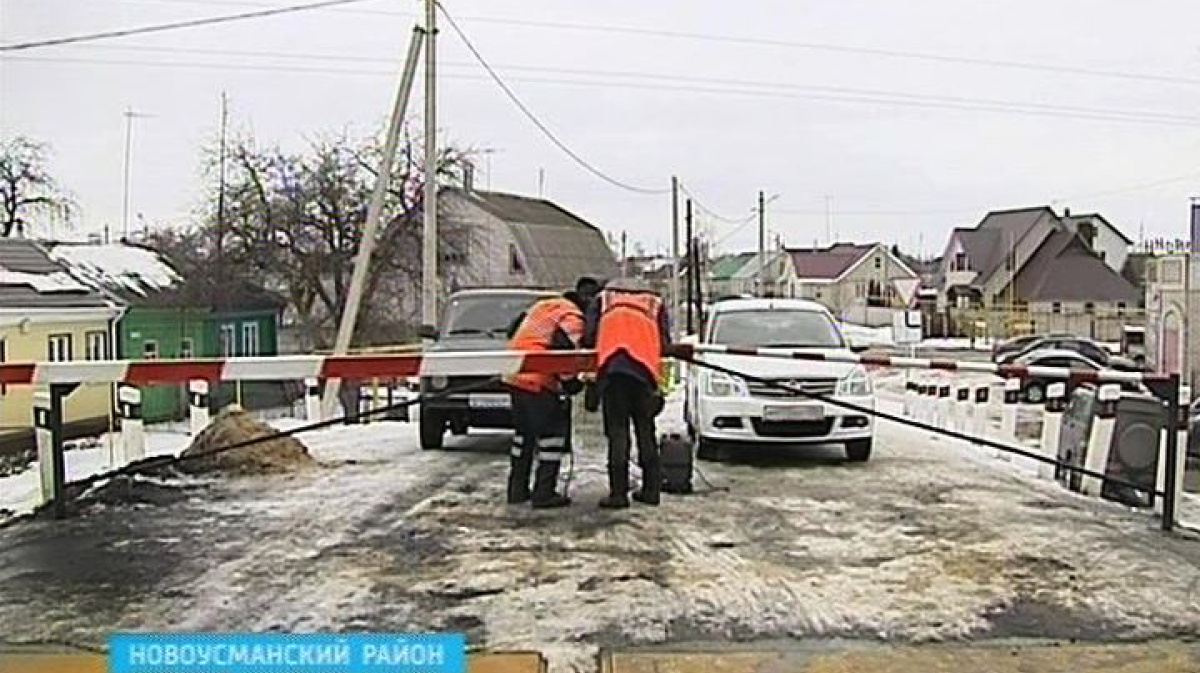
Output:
[1038, 382, 1067, 480]
[304, 377, 322, 423]
[999, 377, 1021, 460]
[1081, 383, 1121, 497]
[972, 385, 990, 446]
[118, 385, 145, 466]
[32, 390, 55, 507]
[188, 380, 210, 437]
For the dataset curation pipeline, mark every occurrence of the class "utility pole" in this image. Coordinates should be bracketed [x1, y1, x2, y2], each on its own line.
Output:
[757, 190, 766, 297]
[121, 107, 150, 241]
[216, 92, 229, 272]
[685, 199, 694, 335]
[824, 195, 833, 245]
[620, 230, 628, 276]
[420, 0, 439, 331]
[323, 25, 426, 418]
[670, 176, 679, 338]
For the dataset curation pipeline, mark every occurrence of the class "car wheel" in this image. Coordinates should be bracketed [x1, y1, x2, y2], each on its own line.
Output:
[420, 410, 445, 450]
[697, 438, 723, 462]
[845, 439, 872, 462]
[1024, 382, 1046, 405]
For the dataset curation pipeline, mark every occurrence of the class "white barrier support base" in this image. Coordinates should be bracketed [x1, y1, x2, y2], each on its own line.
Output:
[188, 379, 210, 437]
[33, 391, 55, 507]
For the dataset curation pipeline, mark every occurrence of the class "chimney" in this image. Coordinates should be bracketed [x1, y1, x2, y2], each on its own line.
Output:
[463, 162, 475, 192]
[1063, 207, 1072, 218]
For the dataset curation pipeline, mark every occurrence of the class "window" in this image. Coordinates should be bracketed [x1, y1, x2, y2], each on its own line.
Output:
[1084, 302, 1096, 314]
[952, 252, 968, 272]
[220, 324, 236, 357]
[874, 256, 882, 269]
[709, 309, 843, 348]
[242, 322, 260, 356]
[85, 331, 108, 361]
[48, 334, 72, 362]
[143, 340, 160, 360]
[1052, 302, 1062, 314]
[1117, 302, 1126, 316]
[180, 337, 195, 360]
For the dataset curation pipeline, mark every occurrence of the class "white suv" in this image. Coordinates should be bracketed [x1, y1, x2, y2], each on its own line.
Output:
[684, 298, 875, 462]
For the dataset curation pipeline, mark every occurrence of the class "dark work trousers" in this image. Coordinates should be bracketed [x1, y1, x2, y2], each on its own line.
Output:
[601, 374, 661, 499]
[508, 389, 572, 504]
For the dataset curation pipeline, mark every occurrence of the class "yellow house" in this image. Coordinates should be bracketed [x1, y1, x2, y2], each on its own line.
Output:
[0, 239, 124, 436]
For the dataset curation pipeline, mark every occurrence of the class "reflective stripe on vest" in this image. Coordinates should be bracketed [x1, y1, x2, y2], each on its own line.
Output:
[505, 297, 583, 393]
[596, 290, 663, 385]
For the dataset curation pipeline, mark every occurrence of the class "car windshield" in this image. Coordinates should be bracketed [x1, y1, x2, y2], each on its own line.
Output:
[709, 309, 844, 348]
[442, 294, 544, 338]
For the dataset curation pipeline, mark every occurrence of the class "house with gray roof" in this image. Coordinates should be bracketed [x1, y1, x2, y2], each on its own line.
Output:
[438, 186, 618, 292]
[785, 243, 918, 324]
[933, 206, 1140, 339]
[0, 238, 124, 438]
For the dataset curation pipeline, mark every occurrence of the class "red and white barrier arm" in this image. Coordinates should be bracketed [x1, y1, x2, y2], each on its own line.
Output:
[0, 350, 598, 386]
[670, 343, 1155, 384]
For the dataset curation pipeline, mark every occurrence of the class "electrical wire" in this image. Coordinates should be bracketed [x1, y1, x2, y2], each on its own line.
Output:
[51, 1, 1200, 89]
[678, 182, 753, 225]
[0, 0, 373, 52]
[436, 3, 670, 196]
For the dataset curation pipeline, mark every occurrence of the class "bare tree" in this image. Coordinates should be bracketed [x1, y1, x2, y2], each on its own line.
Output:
[0, 137, 76, 237]
[161, 127, 471, 350]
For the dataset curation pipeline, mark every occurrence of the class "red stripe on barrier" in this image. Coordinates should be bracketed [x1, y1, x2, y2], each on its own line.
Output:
[0, 364, 36, 384]
[126, 361, 225, 385]
[1068, 370, 1101, 385]
[524, 351, 596, 374]
[726, 346, 761, 357]
[858, 355, 891, 367]
[322, 355, 423, 380]
[788, 351, 829, 362]
[928, 360, 960, 371]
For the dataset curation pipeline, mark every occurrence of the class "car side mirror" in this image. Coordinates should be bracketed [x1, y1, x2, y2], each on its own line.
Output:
[418, 324, 438, 340]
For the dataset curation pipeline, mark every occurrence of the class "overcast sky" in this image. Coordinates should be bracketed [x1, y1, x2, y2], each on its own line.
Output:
[4, 0, 1200, 258]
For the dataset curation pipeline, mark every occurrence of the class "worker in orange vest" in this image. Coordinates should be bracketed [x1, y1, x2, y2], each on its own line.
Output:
[503, 280, 596, 508]
[583, 278, 670, 508]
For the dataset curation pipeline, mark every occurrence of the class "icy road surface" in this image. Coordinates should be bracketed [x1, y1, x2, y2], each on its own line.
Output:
[2, 396, 1200, 673]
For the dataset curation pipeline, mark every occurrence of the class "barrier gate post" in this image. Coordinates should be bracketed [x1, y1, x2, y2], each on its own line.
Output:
[1038, 382, 1066, 480]
[32, 391, 55, 511]
[1000, 377, 1021, 459]
[188, 380, 210, 437]
[304, 377, 322, 422]
[1162, 373, 1182, 532]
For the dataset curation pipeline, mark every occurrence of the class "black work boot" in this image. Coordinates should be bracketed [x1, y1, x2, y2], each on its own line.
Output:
[506, 456, 532, 505]
[599, 464, 630, 509]
[530, 461, 571, 509]
[633, 461, 662, 506]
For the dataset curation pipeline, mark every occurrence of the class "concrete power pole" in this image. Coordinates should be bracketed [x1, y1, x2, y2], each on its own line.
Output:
[757, 190, 766, 297]
[322, 25, 427, 418]
[421, 0, 439, 331]
[670, 176, 679, 338]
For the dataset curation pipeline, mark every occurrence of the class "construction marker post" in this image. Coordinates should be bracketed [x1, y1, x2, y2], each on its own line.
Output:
[956, 387, 970, 432]
[118, 385, 146, 466]
[938, 384, 951, 429]
[1038, 382, 1066, 480]
[1081, 383, 1121, 497]
[32, 390, 56, 510]
[188, 380, 210, 436]
[999, 378, 1021, 460]
[304, 377, 322, 422]
[972, 386, 990, 441]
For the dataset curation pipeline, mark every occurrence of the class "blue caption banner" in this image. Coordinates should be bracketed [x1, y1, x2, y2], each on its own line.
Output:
[108, 633, 467, 673]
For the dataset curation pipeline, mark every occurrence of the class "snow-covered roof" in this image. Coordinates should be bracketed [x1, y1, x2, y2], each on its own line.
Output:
[49, 243, 181, 298]
[0, 270, 89, 293]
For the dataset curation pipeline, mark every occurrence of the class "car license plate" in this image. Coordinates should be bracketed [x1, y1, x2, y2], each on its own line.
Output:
[469, 393, 511, 409]
[762, 404, 823, 422]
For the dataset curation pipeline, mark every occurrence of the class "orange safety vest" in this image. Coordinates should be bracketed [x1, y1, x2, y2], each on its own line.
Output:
[505, 296, 584, 393]
[595, 290, 663, 385]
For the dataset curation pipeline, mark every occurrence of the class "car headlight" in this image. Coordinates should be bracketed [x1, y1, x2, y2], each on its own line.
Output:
[837, 368, 872, 397]
[705, 371, 747, 397]
[429, 375, 449, 390]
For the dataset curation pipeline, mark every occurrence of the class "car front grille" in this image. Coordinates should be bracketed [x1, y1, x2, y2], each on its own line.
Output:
[745, 377, 838, 399]
[751, 418, 835, 438]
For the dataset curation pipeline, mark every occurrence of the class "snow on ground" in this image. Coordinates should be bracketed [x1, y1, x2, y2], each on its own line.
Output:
[0, 431, 189, 518]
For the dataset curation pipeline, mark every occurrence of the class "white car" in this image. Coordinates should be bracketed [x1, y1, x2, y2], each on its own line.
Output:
[684, 298, 875, 462]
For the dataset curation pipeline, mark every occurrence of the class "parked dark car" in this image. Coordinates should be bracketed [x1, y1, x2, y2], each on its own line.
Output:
[1008, 349, 1143, 404]
[997, 334, 1141, 371]
[418, 287, 555, 450]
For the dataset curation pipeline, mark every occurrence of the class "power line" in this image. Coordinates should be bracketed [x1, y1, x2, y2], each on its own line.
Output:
[55, 1, 1200, 89]
[678, 183, 752, 224]
[0, 0, 372, 52]
[9, 52, 1200, 129]
[435, 3, 669, 195]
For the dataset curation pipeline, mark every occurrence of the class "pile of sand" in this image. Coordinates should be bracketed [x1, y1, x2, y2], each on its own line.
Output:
[180, 406, 314, 475]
